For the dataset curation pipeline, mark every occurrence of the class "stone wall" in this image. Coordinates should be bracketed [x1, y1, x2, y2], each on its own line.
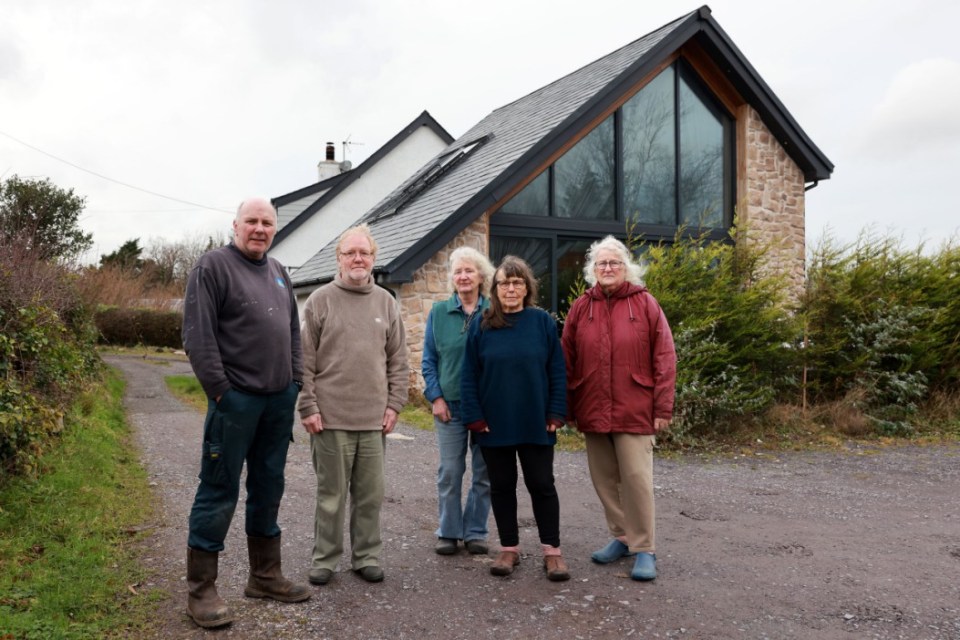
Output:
[739, 106, 807, 296]
[394, 213, 490, 401]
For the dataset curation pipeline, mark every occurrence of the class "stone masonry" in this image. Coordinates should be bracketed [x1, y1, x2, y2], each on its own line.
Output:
[393, 213, 490, 401]
[739, 106, 807, 296]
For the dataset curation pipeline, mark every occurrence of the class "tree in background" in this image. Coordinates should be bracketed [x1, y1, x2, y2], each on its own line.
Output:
[100, 238, 145, 273]
[0, 175, 92, 262]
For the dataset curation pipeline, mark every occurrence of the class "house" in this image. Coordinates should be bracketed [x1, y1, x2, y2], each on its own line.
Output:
[289, 5, 834, 388]
[268, 110, 453, 278]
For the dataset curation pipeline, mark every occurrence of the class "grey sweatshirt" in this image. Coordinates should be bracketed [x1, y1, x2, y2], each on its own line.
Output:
[182, 243, 302, 399]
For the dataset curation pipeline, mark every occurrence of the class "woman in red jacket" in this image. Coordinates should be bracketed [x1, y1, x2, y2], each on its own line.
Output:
[561, 235, 676, 581]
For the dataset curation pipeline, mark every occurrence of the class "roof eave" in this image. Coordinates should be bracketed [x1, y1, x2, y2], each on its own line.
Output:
[694, 13, 834, 181]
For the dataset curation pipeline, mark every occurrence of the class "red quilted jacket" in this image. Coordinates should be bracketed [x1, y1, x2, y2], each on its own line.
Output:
[561, 282, 676, 434]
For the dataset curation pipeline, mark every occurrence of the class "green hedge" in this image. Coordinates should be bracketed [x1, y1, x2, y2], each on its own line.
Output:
[0, 278, 101, 479]
[95, 307, 183, 349]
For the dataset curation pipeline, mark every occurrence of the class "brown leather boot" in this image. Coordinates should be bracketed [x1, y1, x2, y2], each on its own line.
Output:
[186, 547, 233, 628]
[244, 535, 311, 603]
[544, 554, 570, 581]
[490, 550, 520, 576]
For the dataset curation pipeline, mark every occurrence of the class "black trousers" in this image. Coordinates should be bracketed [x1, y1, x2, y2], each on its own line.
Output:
[480, 444, 560, 548]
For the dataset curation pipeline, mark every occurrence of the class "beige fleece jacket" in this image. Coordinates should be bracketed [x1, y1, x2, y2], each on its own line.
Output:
[298, 275, 409, 430]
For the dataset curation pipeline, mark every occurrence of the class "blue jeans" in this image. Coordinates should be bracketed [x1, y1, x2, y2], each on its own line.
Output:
[187, 383, 297, 552]
[435, 401, 491, 541]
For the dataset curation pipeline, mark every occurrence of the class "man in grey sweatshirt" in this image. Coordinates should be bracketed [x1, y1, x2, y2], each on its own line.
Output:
[181, 197, 309, 628]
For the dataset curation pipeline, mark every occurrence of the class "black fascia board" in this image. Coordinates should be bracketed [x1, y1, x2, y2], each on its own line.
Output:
[273, 111, 454, 246]
[694, 16, 834, 181]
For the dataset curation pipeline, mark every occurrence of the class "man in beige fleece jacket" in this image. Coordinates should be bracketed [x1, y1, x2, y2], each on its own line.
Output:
[298, 224, 408, 585]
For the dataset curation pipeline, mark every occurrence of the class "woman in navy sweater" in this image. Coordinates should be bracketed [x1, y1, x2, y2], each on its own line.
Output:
[460, 256, 568, 581]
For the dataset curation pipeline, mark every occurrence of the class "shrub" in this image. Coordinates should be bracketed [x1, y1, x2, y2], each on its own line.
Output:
[95, 307, 183, 349]
[0, 247, 100, 480]
[801, 232, 958, 434]
[642, 227, 800, 442]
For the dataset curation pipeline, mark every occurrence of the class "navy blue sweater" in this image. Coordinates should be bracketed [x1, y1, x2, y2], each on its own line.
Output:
[460, 308, 567, 447]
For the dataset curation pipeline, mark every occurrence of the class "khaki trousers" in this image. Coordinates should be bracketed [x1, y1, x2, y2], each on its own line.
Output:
[310, 429, 385, 571]
[584, 432, 656, 553]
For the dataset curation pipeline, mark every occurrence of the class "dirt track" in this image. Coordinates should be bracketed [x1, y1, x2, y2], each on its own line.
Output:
[109, 355, 960, 639]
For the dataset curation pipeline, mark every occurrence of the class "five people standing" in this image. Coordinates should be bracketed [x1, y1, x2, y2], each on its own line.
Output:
[561, 235, 677, 581]
[182, 213, 675, 628]
[421, 247, 495, 556]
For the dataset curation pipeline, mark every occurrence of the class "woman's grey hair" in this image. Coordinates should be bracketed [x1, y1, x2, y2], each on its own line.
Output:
[448, 246, 495, 296]
[583, 235, 645, 286]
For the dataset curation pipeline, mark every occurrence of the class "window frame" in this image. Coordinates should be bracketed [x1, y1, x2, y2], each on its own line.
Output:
[491, 59, 736, 312]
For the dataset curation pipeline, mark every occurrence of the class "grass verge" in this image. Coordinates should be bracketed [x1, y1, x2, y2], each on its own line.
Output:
[164, 375, 207, 413]
[0, 369, 159, 639]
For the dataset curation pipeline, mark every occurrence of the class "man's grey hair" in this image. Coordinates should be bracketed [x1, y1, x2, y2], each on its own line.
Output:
[583, 235, 645, 286]
[448, 246, 495, 296]
[335, 223, 379, 257]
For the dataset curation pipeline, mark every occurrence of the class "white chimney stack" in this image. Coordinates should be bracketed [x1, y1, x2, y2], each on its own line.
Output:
[317, 142, 342, 181]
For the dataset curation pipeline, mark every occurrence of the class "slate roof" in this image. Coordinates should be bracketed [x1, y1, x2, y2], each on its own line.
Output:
[292, 5, 833, 288]
[271, 110, 453, 248]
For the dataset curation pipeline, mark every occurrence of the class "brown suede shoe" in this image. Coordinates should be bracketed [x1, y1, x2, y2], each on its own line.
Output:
[544, 555, 570, 581]
[490, 550, 520, 576]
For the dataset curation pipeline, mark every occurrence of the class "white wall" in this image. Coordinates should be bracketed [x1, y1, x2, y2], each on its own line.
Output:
[269, 126, 449, 271]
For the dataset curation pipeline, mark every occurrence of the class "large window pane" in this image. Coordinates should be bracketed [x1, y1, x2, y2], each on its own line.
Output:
[622, 67, 676, 225]
[679, 75, 724, 228]
[500, 170, 549, 216]
[556, 238, 592, 316]
[490, 236, 552, 309]
[555, 116, 615, 220]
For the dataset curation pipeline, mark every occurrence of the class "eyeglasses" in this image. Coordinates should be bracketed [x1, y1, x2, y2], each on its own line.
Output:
[595, 260, 624, 271]
[341, 250, 374, 261]
[496, 279, 527, 290]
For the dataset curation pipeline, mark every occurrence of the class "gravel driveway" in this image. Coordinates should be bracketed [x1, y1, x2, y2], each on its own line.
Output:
[108, 355, 960, 639]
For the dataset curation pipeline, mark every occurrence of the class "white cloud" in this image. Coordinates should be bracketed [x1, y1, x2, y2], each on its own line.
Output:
[858, 58, 960, 157]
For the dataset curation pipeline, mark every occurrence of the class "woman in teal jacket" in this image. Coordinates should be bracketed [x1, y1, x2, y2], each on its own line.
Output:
[421, 247, 494, 556]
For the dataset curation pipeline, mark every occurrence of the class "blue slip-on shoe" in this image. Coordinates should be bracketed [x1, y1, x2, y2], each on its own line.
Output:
[591, 539, 635, 564]
[631, 552, 657, 581]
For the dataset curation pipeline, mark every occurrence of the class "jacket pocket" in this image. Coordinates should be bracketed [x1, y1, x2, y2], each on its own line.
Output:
[630, 372, 655, 388]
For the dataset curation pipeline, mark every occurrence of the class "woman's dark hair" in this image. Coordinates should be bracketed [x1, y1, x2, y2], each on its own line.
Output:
[482, 255, 538, 330]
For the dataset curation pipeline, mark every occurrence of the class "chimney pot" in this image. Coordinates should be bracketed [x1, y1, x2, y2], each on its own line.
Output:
[325, 142, 335, 161]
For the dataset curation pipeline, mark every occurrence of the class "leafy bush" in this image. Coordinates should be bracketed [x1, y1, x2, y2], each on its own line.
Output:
[0, 249, 100, 479]
[801, 232, 960, 435]
[641, 227, 800, 444]
[95, 307, 183, 349]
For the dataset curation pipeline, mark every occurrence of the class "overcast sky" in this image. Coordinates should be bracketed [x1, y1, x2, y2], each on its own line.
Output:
[3, 0, 959, 263]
